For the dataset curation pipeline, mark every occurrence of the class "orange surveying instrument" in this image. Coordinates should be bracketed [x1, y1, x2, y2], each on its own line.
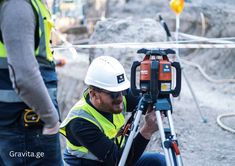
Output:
[119, 48, 183, 166]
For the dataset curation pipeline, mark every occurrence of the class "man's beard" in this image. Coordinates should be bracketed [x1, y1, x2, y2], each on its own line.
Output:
[99, 98, 123, 114]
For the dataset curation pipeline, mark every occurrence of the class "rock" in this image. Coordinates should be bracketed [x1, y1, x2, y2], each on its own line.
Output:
[89, 18, 167, 76]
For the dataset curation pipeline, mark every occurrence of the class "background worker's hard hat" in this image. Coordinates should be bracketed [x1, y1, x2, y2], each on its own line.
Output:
[85, 56, 130, 92]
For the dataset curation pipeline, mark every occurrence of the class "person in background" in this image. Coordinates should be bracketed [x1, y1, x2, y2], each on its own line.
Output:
[60, 56, 166, 166]
[0, 0, 63, 165]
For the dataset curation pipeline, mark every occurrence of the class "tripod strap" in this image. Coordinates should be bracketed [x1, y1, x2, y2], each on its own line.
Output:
[171, 141, 180, 155]
[115, 109, 136, 149]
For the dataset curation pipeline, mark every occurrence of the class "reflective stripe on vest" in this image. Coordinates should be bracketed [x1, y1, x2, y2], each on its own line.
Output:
[0, 0, 54, 62]
[0, 57, 7, 69]
[0, 88, 57, 103]
[60, 90, 127, 161]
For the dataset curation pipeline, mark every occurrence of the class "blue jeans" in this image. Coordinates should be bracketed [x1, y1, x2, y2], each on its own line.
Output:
[64, 150, 166, 166]
[135, 152, 166, 166]
[0, 127, 63, 166]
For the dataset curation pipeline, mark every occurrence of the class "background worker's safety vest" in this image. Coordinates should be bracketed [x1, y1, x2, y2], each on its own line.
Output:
[60, 91, 127, 161]
[0, 0, 57, 103]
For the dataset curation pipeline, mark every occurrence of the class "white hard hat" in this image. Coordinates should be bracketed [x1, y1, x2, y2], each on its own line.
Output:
[85, 56, 130, 92]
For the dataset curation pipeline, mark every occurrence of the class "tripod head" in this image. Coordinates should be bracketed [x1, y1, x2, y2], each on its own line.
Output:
[131, 48, 181, 102]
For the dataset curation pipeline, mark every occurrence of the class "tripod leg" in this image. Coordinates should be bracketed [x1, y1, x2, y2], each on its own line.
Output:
[118, 110, 142, 166]
[166, 111, 176, 140]
[166, 111, 184, 166]
[155, 109, 173, 166]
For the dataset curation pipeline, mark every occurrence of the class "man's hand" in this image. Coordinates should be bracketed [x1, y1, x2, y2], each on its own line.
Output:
[140, 106, 158, 140]
[42, 121, 60, 135]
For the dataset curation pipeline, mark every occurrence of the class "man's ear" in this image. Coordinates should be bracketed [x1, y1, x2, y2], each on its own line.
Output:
[89, 89, 100, 103]
[89, 89, 95, 98]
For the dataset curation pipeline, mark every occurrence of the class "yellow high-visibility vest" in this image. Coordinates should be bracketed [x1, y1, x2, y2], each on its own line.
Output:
[60, 90, 127, 161]
[0, 0, 54, 63]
